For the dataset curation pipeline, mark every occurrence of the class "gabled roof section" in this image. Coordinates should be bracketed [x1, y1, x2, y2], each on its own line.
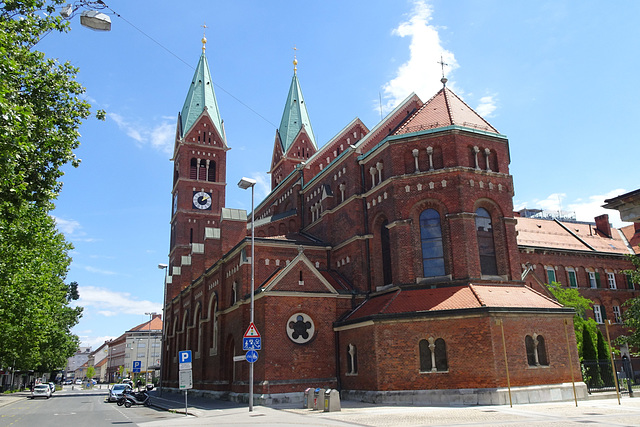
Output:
[180, 52, 224, 139]
[516, 217, 633, 254]
[278, 73, 317, 152]
[394, 87, 499, 135]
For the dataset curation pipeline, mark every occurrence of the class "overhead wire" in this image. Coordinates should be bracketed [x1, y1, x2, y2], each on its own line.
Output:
[102, 3, 278, 129]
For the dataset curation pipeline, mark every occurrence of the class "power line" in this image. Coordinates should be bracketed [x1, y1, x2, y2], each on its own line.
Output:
[103, 4, 278, 129]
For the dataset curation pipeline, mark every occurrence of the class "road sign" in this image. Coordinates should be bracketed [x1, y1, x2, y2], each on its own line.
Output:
[244, 322, 260, 338]
[242, 336, 261, 351]
[246, 350, 258, 363]
[179, 369, 193, 390]
[178, 350, 192, 370]
[132, 360, 141, 373]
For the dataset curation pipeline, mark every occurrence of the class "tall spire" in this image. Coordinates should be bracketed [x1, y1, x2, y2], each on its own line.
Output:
[179, 38, 224, 140]
[277, 63, 316, 152]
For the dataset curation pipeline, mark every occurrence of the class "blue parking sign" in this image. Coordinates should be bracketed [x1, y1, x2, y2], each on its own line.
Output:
[133, 360, 141, 373]
[179, 350, 192, 364]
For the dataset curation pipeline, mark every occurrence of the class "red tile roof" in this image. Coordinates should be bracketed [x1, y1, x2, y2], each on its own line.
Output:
[516, 217, 631, 254]
[620, 224, 640, 254]
[343, 284, 562, 322]
[394, 87, 499, 135]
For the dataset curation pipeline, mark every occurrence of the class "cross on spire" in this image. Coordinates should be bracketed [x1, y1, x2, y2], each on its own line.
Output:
[292, 45, 298, 75]
[201, 23, 208, 52]
[437, 55, 449, 86]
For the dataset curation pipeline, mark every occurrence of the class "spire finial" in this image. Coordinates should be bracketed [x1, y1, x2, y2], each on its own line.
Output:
[438, 54, 449, 86]
[292, 45, 298, 75]
[201, 23, 208, 52]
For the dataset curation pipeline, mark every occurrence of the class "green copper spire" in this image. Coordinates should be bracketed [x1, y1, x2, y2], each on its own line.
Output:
[278, 72, 316, 152]
[180, 50, 224, 140]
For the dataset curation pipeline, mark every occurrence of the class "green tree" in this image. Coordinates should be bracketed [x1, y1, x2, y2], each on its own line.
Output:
[582, 325, 602, 388]
[0, 0, 99, 219]
[0, 0, 95, 371]
[545, 281, 598, 355]
[0, 204, 82, 370]
[86, 366, 95, 381]
[618, 251, 640, 354]
[596, 329, 614, 386]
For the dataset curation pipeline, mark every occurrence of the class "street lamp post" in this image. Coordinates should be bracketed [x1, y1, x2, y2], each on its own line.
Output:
[158, 263, 168, 396]
[144, 312, 155, 387]
[237, 177, 256, 412]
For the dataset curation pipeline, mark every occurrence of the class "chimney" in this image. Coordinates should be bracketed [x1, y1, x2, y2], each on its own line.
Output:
[595, 214, 612, 238]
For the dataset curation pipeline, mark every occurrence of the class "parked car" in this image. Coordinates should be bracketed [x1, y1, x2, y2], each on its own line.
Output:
[48, 382, 56, 393]
[31, 384, 51, 399]
[108, 384, 132, 402]
[75, 378, 82, 385]
[63, 379, 73, 385]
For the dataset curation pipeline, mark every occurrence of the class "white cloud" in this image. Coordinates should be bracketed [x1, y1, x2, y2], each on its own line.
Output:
[52, 216, 81, 234]
[515, 189, 631, 228]
[84, 266, 118, 276]
[77, 286, 161, 316]
[109, 112, 174, 154]
[77, 334, 117, 349]
[381, 0, 459, 113]
[476, 95, 498, 118]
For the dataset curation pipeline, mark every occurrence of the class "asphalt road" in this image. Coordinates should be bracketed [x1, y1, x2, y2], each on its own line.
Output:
[0, 386, 182, 427]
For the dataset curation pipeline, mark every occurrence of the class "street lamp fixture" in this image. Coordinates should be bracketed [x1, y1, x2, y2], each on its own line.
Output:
[60, 1, 112, 31]
[237, 177, 256, 412]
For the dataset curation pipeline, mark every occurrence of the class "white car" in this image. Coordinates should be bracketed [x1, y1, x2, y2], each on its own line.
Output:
[75, 378, 82, 385]
[31, 384, 51, 399]
[108, 384, 132, 402]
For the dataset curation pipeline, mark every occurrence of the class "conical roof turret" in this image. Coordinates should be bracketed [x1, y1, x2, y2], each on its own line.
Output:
[277, 73, 316, 152]
[180, 51, 224, 140]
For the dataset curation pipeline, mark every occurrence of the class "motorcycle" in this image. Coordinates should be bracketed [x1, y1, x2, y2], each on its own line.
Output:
[118, 388, 151, 408]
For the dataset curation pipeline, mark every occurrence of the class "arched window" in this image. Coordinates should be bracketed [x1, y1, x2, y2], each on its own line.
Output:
[194, 304, 202, 356]
[419, 337, 448, 372]
[347, 344, 358, 375]
[190, 158, 197, 179]
[525, 334, 549, 366]
[198, 160, 207, 180]
[208, 161, 216, 182]
[475, 207, 498, 275]
[420, 209, 445, 277]
[380, 220, 393, 285]
[209, 294, 219, 356]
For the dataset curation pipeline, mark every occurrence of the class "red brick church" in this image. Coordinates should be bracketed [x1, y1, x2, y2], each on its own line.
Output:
[160, 43, 616, 405]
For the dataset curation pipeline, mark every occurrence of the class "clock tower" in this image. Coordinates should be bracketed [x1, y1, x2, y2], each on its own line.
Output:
[167, 37, 229, 299]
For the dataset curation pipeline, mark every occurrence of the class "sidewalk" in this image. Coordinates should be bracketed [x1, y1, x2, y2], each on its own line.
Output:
[0, 391, 29, 409]
[148, 390, 640, 427]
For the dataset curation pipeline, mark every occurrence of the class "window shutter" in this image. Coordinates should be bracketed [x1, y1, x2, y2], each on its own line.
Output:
[595, 272, 601, 288]
[627, 274, 635, 290]
[601, 305, 607, 321]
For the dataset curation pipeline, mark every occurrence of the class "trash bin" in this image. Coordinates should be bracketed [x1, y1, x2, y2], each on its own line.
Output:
[313, 388, 325, 410]
[303, 387, 312, 409]
[324, 389, 341, 412]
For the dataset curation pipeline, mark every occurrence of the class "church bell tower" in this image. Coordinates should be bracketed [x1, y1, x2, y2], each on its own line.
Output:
[166, 34, 229, 299]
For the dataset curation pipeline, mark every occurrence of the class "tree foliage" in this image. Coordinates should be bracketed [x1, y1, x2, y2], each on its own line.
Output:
[618, 251, 640, 354]
[0, 0, 92, 371]
[1, 0, 93, 218]
[545, 281, 598, 355]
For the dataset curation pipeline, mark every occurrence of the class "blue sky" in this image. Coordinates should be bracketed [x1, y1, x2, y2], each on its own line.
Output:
[37, 0, 636, 349]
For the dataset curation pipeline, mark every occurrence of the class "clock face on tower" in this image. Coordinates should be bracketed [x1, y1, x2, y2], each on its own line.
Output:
[192, 191, 212, 210]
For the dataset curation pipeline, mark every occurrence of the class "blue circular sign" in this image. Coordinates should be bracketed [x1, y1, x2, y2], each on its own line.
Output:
[246, 350, 259, 363]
